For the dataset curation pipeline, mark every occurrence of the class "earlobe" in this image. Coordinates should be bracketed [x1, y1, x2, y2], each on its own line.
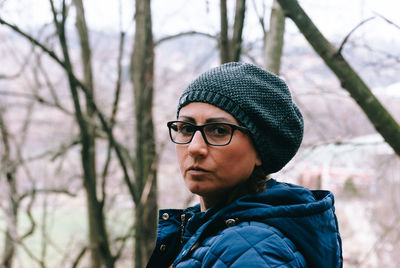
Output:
[255, 154, 262, 167]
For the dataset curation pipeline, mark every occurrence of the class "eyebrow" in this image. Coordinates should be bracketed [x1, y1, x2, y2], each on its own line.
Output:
[178, 116, 235, 124]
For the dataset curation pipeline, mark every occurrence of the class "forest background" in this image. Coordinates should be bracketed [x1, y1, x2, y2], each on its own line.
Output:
[0, 0, 400, 267]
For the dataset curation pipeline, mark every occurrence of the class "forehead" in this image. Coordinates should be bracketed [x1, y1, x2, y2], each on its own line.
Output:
[178, 102, 238, 123]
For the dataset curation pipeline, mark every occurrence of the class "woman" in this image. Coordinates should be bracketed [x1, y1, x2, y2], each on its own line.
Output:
[147, 62, 343, 267]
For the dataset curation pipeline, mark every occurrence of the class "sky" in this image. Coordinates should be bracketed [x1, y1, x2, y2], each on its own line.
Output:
[1, 0, 400, 40]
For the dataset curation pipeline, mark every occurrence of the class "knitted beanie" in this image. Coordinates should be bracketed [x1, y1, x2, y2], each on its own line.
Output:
[177, 62, 304, 174]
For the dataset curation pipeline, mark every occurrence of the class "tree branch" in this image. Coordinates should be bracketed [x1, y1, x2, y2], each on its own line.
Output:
[250, 0, 266, 35]
[0, 90, 73, 115]
[0, 45, 33, 79]
[337, 16, 375, 55]
[374, 12, 400, 30]
[0, 12, 138, 202]
[277, 0, 400, 157]
[20, 188, 37, 240]
[357, 215, 400, 266]
[71, 246, 88, 268]
[155, 31, 216, 46]
[19, 188, 77, 202]
[0, 17, 65, 67]
[113, 224, 134, 261]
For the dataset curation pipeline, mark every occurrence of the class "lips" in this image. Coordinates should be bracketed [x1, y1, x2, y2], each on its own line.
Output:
[186, 166, 210, 174]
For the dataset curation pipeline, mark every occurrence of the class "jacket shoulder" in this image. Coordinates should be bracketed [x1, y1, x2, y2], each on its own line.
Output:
[200, 221, 306, 267]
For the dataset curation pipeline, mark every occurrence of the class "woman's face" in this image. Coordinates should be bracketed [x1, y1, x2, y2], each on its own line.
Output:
[176, 102, 261, 202]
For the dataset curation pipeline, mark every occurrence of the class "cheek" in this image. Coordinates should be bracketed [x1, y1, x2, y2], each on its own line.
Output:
[217, 146, 257, 177]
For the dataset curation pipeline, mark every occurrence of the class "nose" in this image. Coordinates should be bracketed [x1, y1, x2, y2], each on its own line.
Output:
[187, 130, 208, 157]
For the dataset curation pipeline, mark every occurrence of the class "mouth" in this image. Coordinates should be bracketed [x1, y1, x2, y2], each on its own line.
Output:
[186, 166, 210, 174]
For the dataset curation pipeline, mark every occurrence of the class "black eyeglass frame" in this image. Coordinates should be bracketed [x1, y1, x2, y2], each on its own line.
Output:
[167, 120, 250, 146]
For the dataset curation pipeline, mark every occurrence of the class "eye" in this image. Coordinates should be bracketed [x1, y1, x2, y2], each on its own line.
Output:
[179, 123, 195, 135]
[206, 124, 231, 137]
[170, 123, 178, 132]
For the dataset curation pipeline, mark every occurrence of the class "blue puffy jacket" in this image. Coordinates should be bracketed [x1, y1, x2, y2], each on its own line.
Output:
[147, 179, 343, 267]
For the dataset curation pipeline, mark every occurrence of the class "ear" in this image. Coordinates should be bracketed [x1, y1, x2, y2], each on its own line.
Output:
[255, 153, 262, 167]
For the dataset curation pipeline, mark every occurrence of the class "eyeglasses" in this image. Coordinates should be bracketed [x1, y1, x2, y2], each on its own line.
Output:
[167, 121, 250, 146]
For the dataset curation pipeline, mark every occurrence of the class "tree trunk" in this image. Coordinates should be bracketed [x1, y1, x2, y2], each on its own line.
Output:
[231, 0, 246, 62]
[130, 0, 158, 267]
[0, 110, 18, 268]
[49, 1, 114, 267]
[264, 0, 285, 74]
[72, 1, 108, 267]
[219, 0, 230, 63]
[219, 0, 246, 63]
[277, 0, 400, 157]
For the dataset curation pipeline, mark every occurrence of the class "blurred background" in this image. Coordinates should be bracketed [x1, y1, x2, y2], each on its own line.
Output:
[0, 0, 399, 267]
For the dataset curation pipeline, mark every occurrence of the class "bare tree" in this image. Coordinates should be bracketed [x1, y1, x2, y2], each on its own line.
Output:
[130, 0, 158, 266]
[0, 100, 75, 268]
[1, 0, 159, 265]
[70, 1, 114, 267]
[277, 0, 400, 157]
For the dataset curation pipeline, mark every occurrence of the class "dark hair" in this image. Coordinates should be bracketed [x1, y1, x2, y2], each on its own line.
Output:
[247, 166, 268, 193]
[222, 166, 267, 206]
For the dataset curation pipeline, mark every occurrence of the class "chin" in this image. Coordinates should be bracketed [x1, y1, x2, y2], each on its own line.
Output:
[185, 180, 210, 196]
[186, 183, 204, 195]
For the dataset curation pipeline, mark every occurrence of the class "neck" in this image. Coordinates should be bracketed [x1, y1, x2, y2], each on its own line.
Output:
[199, 184, 253, 212]
[200, 195, 218, 212]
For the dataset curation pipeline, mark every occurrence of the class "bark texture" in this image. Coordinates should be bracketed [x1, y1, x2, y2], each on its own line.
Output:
[220, 0, 230, 63]
[130, 0, 158, 267]
[231, 0, 246, 61]
[54, 1, 114, 267]
[264, 0, 285, 74]
[72, 1, 105, 267]
[219, 0, 246, 63]
[0, 110, 18, 268]
[277, 0, 400, 156]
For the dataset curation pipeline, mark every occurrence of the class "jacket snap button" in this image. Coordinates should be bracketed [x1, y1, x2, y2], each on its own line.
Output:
[162, 213, 169, 220]
[225, 218, 236, 227]
[160, 244, 166, 252]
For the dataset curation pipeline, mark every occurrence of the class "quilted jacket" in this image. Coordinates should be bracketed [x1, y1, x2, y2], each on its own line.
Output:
[147, 179, 343, 267]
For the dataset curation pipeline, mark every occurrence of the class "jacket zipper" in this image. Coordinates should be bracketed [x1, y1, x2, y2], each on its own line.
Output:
[180, 214, 186, 244]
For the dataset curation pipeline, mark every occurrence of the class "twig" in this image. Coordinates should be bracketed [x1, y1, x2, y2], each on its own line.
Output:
[357, 216, 400, 267]
[0, 17, 65, 67]
[113, 224, 135, 261]
[337, 16, 376, 54]
[155, 31, 216, 46]
[251, 0, 266, 35]
[0, 90, 73, 115]
[110, 31, 126, 125]
[35, 50, 64, 110]
[373, 12, 400, 30]
[20, 188, 37, 239]
[139, 140, 167, 205]
[40, 196, 49, 264]
[1, 9, 137, 202]
[71, 246, 88, 268]
[19, 188, 77, 202]
[101, 31, 127, 203]
[0, 47, 33, 79]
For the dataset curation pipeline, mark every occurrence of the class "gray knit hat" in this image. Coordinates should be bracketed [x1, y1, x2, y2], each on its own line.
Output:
[177, 62, 304, 174]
